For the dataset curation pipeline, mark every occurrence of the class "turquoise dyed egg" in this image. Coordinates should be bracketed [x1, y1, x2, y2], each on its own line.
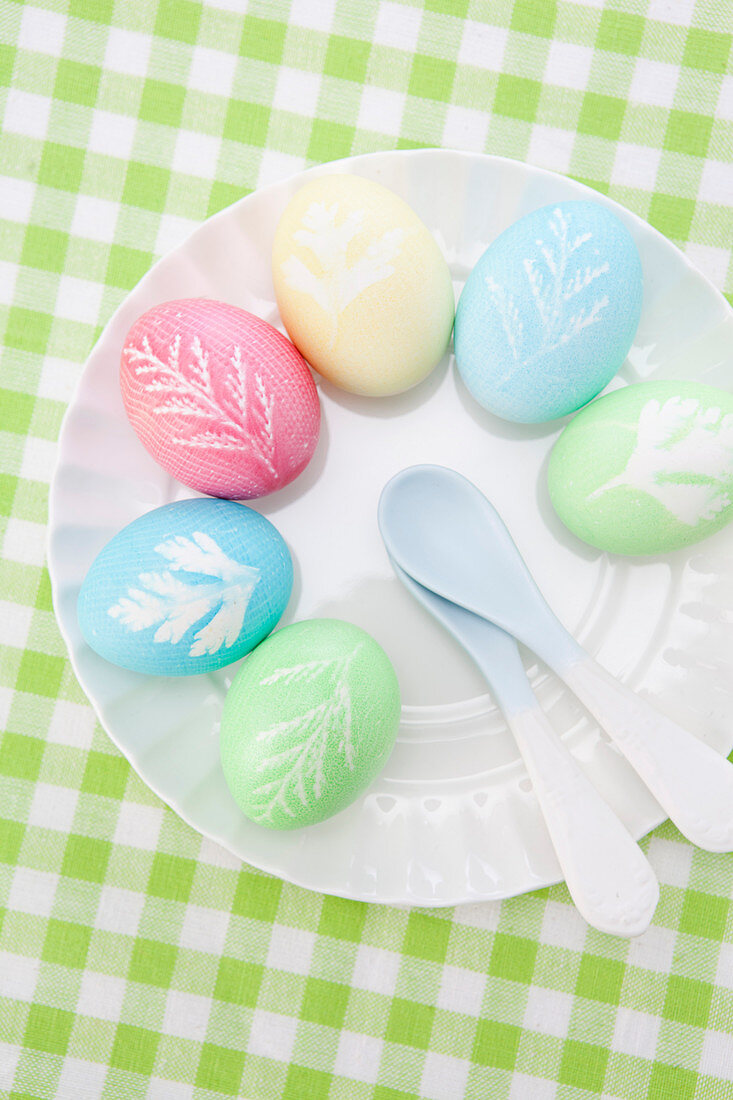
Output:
[78, 498, 292, 675]
[548, 381, 733, 556]
[454, 201, 643, 423]
[220, 619, 401, 829]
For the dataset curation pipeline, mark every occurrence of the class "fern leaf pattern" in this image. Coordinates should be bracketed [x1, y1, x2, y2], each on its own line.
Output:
[588, 397, 733, 525]
[246, 645, 364, 824]
[487, 206, 610, 377]
[123, 337, 278, 477]
[108, 532, 260, 656]
[281, 201, 405, 347]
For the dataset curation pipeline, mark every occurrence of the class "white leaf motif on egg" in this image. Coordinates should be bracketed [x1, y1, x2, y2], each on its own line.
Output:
[108, 531, 260, 657]
[486, 206, 610, 378]
[281, 201, 405, 346]
[123, 334, 278, 478]
[246, 645, 364, 824]
[588, 396, 733, 525]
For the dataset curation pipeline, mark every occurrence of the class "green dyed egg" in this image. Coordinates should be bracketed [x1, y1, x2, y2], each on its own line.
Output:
[220, 618, 401, 829]
[548, 380, 733, 556]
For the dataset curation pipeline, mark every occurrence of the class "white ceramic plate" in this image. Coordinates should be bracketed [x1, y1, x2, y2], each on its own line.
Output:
[48, 150, 733, 907]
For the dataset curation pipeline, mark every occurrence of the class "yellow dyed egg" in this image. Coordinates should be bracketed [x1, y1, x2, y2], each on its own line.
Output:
[272, 174, 455, 396]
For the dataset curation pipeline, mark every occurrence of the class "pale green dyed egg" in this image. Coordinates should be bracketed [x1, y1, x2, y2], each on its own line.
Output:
[220, 619, 401, 829]
[548, 380, 733, 556]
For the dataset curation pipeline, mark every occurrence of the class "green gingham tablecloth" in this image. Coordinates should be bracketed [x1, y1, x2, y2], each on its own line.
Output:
[1, 1, 732, 1097]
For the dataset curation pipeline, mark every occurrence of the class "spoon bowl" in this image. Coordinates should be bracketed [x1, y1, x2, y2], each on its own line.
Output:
[379, 464, 580, 670]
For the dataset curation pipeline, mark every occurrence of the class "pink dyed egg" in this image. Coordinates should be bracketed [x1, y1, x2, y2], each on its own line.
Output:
[120, 298, 321, 499]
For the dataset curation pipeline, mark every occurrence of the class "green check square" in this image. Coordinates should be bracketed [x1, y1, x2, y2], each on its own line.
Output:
[408, 56, 455, 102]
[386, 998, 434, 1049]
[154, 0, 201, 44]
[196, 1042, 245, 1094]
[663, 975, 712, 1027]
[425, 0, 469, 15]
[24, 1004, 74, 1055]
[223, 101, 270, 145]
[283, 1066, 332, 1099]
[576, 954, 625, 1004]
[578, 92, 625, 139]
[147, 852, 196, 902]
[0, 474, 17, 514]
[5, 307, 52, 354]
[35, 569, 53, 612]
[81, 751, 128, 799]
[679, 890, 729, 940]
[139, 80, 185, 128]
[240, 17, 286, 64]
[43, 919, 92, 968]
[21, 227, 69, 273]
[232, 871, 281, 920]
[0, 819, 24, 864]
[648, 1063, 697, 1100]
[38, 143, 85, 192]
[16, 651, 65, 698]
[472, 1020, 520, 1069]
[214, 958, 264, 1007]
[207, 181, 245, 217]
[682, 29, 731, 74]
[106, 245, 154, 289]
[0, 732, 43, 781]
[664, 110, 713, 157]
[596, 10, 645, 56]
[488, 934, 537, 984]
[318, 897, 366, 943]
[0, 389, 34, 433]
[559, 1039, 609, 1092]
[110, 1024, 159, 1076]
[307, 119, 355, 161]
[301, 978, 349, 1029]
[122, 162, 170, 212]
[648, 193, 695, 240]
[69, 0, 114, 21]
[61, 835, 110, 883]
[0, 44, 15, 85]
[129, 938, 177, 987]
[494, 74, 541, 121]
[403, 913, 451, 964]
[511, 0, 556, 37]
[54, 60, 101, 107]
[324, 35, 370, 84]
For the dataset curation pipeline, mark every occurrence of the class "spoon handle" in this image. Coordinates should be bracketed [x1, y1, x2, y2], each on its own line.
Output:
[563, 656, 733, 852]
[508, 705, 658, 937]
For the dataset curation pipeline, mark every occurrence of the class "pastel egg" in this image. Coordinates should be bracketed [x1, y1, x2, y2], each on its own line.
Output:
[120, 298, 320, 499]
[78, 498, 292, 675]
[220, 619, 401, 829]
[454, 201, 643, 423]
[548, 381, 733, 556]
[272, 174, 455, 396]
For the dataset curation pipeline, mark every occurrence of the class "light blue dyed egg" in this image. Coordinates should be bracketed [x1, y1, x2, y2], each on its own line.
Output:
[454, 201, 643, 423]
[78, 498, 292, 676]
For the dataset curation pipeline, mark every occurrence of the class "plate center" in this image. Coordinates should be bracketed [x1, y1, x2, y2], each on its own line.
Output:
[253, 357, 612, 707]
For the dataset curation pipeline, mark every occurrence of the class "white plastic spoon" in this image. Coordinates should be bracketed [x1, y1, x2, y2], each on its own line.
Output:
[388, 557, 658, 936]
[379, 464, 733, 852]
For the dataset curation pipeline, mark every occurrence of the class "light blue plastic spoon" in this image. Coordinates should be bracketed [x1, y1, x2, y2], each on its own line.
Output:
[387, 556, 658, 936]
[379, 464, 733, 853]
